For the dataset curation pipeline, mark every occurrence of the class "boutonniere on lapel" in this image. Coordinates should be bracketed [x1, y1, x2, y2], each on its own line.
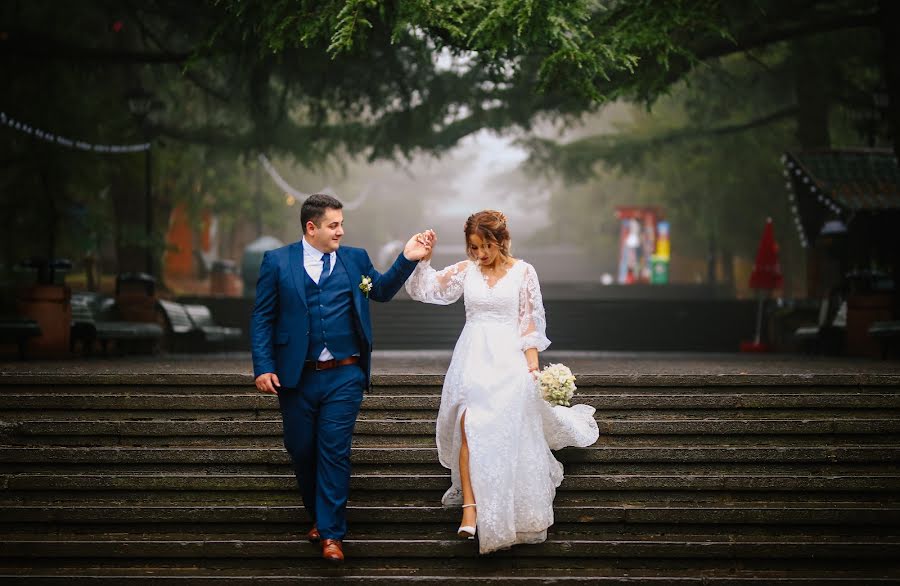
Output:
[359, 275, 373, 298]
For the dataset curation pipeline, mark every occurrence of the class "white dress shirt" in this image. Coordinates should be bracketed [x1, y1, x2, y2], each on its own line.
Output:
[301, 237, 338, 361]
[301, 236, 335, 283]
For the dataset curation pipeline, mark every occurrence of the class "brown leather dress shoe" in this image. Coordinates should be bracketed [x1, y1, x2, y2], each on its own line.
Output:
[306, 525, 320, 543]
[321, 538, 344, 563]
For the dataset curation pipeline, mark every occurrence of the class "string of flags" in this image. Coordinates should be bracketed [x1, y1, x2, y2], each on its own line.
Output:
[257, 153, 312, 200]
[1, 111, 150, 153]
[3, 110, 370, 209]
[257, 153, 371, 210]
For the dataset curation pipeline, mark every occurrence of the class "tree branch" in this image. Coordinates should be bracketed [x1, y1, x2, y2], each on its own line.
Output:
[696, 12, 878, 61]
[707, 106, 800, 136]
[528, 105, 800, 182]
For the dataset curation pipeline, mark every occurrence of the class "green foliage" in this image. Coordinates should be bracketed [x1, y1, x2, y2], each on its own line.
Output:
[214, 0, 729, 106]
[522, 18, 889, 290]
[1, 0, 889, 283]
[329, 0, 379, 54]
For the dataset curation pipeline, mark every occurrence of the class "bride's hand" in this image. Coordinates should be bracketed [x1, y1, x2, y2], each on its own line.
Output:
[404, 230, 433, 261]
[420, 230, 436, 261]
[526, 350, 539, 380]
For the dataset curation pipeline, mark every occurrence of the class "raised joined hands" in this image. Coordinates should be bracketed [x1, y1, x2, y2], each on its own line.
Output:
[404, 229, 436, 261]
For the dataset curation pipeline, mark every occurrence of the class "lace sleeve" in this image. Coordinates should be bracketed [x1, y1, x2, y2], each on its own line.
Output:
[518, 263, 550, 351]
[404, 259, 469, 305]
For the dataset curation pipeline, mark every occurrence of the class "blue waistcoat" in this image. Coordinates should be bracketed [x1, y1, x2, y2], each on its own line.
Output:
[304, 257, 361, 361]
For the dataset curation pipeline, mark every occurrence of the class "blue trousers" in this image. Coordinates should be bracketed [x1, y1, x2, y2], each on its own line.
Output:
[276, 363, 365, 540]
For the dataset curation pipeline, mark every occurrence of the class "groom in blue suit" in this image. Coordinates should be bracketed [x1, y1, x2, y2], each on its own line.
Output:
[251, 193, 431, 563]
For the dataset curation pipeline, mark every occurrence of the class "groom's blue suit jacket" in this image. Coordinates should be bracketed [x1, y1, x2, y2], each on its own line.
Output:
[251, 242, 417, 389]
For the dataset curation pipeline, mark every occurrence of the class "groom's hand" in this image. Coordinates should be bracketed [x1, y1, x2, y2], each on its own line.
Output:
[255, 372, 280, 395]
[403, 230, 433, 261]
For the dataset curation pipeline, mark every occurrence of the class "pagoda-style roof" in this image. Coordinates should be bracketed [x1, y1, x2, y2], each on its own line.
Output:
[782, 148, 900, 247]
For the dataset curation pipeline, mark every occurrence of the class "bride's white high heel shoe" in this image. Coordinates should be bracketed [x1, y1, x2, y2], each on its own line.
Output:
[457, 503, 477, 539]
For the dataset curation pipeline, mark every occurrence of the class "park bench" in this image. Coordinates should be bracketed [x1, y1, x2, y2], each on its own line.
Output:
[184, 303, 242, 348]
[157, 299, 242, 352]
[0, 317, 42, 359]
[868, 320, 900, 359]
[70, 292, 164, 355]
[794, 293, 846, 355]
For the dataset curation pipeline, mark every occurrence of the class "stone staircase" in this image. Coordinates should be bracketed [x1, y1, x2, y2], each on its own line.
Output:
[1, 371, 900, 583]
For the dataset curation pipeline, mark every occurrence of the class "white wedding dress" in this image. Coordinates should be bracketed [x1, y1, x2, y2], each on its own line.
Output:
[405, 258, 600, 554]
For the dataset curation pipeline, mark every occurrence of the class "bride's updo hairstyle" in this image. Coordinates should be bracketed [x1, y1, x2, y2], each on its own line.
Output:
[464, 210, 512, 263]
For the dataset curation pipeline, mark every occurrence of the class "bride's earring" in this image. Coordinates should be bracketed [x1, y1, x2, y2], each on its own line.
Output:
[458, 503, 477, 539]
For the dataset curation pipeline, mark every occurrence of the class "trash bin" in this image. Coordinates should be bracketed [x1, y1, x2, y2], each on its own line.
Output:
[116, 272, 156, 297]
[115, 272, 157, 322]
[241, 236, 284, 298]
[210, 259, 242, 297]
[15, 258, 73, 357]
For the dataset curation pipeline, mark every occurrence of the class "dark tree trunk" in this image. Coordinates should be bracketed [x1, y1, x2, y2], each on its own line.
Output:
[254, 158, 263, 238]
[110, 169, 146, 274]
[39, 167, 57, 264]
[792, 41, 832, 149]
[1, 205, 12, 273]
[707, 230, 717, 289]
[721, 249, 735, 292]
[791, 41, 832, 299]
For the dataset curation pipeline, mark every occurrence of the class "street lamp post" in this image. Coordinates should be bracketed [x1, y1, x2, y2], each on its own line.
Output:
[126, 87, 158, 277]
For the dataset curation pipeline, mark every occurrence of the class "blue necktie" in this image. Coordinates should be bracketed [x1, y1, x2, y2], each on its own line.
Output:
[319, 253, 331, 285]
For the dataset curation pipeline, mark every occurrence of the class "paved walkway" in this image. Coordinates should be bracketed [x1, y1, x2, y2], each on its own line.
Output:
[1, 350, 898, 377]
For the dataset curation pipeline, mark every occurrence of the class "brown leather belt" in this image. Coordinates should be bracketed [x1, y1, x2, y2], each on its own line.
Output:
[304, 355, 360, 371]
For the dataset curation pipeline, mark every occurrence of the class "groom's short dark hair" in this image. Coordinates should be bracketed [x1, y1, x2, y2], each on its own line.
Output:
[301, 193, 343, 233]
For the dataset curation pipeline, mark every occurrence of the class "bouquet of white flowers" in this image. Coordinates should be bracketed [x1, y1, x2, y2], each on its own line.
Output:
[537, 363, 577, 407]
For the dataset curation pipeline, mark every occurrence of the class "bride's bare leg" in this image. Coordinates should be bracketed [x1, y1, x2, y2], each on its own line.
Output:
[459, 411, 477, 527]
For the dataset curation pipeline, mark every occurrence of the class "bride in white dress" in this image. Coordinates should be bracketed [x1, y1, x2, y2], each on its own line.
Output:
[406, 210, 599, 554]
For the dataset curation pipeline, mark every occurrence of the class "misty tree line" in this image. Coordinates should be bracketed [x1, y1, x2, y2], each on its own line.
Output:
[0, 0, 894, 292]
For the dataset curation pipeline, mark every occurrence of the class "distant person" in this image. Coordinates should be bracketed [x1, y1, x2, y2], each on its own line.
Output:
[250, 193, 432, 563]
[405, 210, 599, 554]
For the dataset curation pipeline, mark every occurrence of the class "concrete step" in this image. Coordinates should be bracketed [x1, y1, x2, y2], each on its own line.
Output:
[3, 445, 900, 465]
[1, 557, 899, 584]
[7, 490, 898, 509]
[7, 486, 900, 508]
[7, 522, 900, 539]
[2, 444, 899, 464]
[7, 434, 900, 449]
[0, 384, 430, 396]
[5, 461, 898, 480]
[7, 488, 898, 505]
[6, 381, 899, 396]
[1, 434, 439, 448]
[4, 499, 899, 526]
[7, 408, 900, 425]
[1, 571, 898, 585]
[597, 418, 900, 435]
[2, 370, 897, 387]
[3, 533, 899, 560]
[6, 469, 900, 492]
[5, 523, 900, 538]
[4, 392, 900, 413]
[2, 369, 895, 384]
[8, 417, 900, 440]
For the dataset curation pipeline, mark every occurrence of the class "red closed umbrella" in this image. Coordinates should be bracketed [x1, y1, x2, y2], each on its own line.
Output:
[741, 218, 783, 352]
[749, 218, 783, 290]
